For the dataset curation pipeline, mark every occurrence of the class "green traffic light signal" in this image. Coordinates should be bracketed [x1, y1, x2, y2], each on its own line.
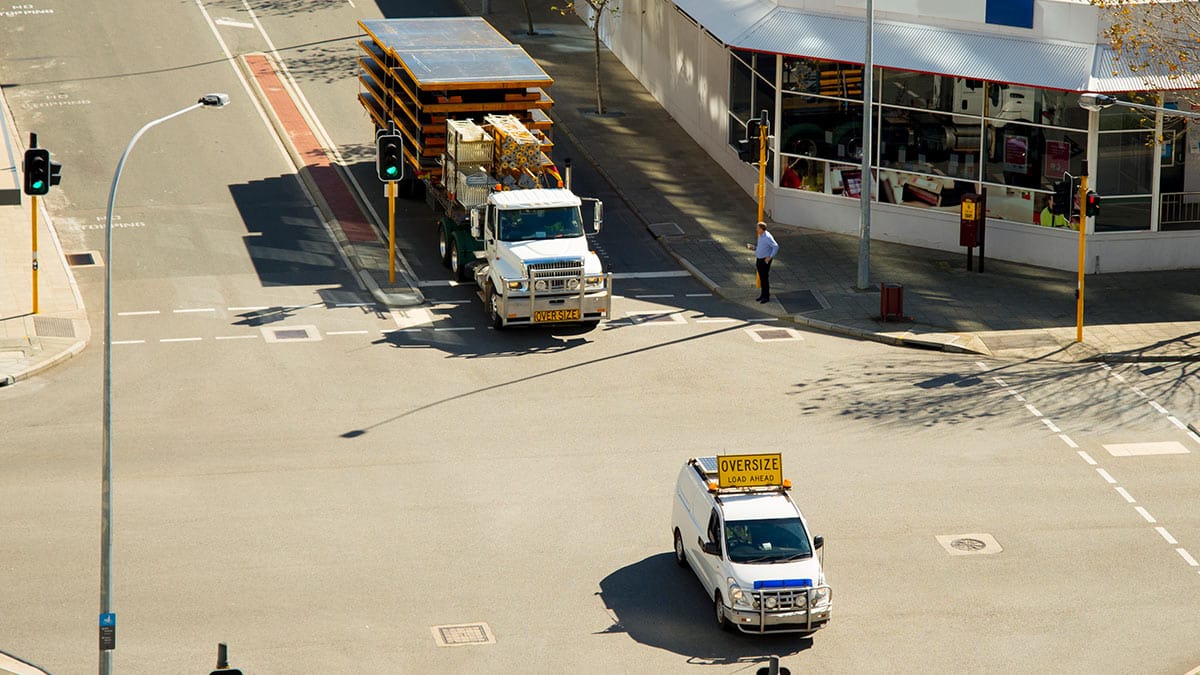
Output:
[23, 147, 51, 196]
[376, 132, 404, 182]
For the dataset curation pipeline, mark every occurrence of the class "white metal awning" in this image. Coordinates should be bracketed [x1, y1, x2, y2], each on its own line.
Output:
[673, 0, 1200, 93]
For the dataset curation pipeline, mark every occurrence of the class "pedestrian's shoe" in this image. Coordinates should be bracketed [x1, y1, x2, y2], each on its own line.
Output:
[755, 295, 765, 302]
[758, 297, 769, 303]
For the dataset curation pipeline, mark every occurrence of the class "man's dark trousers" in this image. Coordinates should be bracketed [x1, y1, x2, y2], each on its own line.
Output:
[756, 257, 772, 301]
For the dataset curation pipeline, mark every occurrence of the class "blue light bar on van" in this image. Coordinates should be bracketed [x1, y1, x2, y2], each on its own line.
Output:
[754, 578, 812, 589]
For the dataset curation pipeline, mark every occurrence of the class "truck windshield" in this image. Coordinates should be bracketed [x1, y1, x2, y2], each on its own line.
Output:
[724, 518, 813, 564]
[497, 207, 583, 242]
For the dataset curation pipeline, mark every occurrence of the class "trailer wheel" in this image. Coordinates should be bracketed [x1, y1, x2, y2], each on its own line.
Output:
[449, 240, 467, 281]
[437, 224, 451, 268]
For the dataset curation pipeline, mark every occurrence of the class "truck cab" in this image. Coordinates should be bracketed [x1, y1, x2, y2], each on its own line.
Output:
[469, 188, 611, 329]
[671, 455, 832, 635]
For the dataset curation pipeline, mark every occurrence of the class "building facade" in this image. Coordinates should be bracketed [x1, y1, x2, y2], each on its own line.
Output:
[586, 0, 1200, 272]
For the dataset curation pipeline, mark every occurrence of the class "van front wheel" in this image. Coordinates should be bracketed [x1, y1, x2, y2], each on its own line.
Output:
[714, 592, 732, 632]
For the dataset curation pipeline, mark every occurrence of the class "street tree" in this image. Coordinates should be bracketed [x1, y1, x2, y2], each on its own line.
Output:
[552, 0, 619, 115]
[1091, 0, 1200, 102]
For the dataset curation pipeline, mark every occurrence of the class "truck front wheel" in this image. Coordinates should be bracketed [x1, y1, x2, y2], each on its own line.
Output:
[487, 285, 505, 331]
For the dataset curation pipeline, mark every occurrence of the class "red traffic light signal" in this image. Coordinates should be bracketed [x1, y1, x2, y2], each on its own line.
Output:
[1085, 190, 1100, 217]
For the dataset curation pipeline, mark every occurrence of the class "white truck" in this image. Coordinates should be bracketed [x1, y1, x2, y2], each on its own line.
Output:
[672, 454, 832, 634]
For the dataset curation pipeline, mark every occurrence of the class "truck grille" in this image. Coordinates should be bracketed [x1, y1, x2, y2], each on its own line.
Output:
[528, 259, 584, 293]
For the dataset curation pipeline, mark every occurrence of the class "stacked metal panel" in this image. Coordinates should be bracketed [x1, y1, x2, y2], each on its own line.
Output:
[356, 17, 555, 182]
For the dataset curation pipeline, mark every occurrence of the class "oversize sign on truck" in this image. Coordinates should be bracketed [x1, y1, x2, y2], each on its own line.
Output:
[717, 453, 782, 488]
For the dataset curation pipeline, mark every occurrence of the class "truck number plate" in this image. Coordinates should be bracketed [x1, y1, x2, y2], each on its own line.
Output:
[534, 309, 580, 322]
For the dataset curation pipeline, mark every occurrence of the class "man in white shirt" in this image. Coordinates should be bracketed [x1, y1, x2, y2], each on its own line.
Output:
[754, 221, 779, 303]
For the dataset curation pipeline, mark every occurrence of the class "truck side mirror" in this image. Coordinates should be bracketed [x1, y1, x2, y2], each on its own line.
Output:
[593, 202, 603, 233]
[813, 535, 823, 550]
[470, 208, 482, 239]
[700, 537, 721, 557]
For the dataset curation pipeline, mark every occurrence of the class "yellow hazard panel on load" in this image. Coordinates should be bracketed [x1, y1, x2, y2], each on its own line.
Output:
[717, 453, 783, 488]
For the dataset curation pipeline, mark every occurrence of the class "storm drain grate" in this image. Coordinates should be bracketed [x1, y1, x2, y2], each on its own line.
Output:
[66, 251, 100, 267]
[261, 325, 321, 343]
[747, 327, 801, 342]
[34, 316, 75, 338]
[648, 222, 683, 237]
[936, 533, 1002, 556]
[431, 622, 495, 647]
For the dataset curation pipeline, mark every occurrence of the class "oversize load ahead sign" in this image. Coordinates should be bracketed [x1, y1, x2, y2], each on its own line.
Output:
[717, 453, 782, 488]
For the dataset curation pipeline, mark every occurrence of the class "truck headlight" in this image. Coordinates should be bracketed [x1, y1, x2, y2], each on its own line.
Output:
[533, 279, 548, 292]
[507, 280, 526, 291]
[728, 579, 752, 609]
[567, 278, 580, 290]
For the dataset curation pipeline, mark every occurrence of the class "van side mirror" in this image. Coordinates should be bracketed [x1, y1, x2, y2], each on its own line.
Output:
[700, 537, 721, 556]
[470, 208, 482, 239]
[813, 535, 823, 550]
[593, 201, 603, 233]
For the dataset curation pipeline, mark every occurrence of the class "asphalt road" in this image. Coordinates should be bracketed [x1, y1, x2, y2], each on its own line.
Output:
[2, 1, 1199, 674]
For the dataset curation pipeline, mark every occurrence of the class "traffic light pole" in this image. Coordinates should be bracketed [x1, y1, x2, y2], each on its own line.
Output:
[756, 117, 767, 224]
[388, 180, 396, 284]
[1075, 171, 1088, 343]
[31, 195, 38, 314]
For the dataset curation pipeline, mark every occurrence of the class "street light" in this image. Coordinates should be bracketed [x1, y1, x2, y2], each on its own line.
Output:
[856, 0, 875, 290]
[100, 93, 229, 675]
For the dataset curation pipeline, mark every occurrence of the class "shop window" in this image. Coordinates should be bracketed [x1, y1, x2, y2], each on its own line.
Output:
[1097, 130, 1155, 197]
[781, 57, 863, 101]
[878, 108, 981, 180]
[754, 53, 777, 83]
[982, 121, 1087, 191]
[879, 71, 964, 114]
[729, 55, 752, 121]
[1094, 195, 1152, 232]
[780, 92, 863, 163]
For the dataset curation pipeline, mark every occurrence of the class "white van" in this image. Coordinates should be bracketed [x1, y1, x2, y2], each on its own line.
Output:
[671, 455, 831, 634]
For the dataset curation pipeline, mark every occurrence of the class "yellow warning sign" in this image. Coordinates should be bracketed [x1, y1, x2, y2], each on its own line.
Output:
[961, 200, 977, 222]
[717, 453, 783, 488]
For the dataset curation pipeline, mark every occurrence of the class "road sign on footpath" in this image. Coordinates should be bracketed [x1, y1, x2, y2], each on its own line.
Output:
[99, 613, 115, 651]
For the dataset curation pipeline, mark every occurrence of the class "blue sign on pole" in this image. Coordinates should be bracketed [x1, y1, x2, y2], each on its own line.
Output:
[99, 613, 116, 650]
[99, 613, 115, 626]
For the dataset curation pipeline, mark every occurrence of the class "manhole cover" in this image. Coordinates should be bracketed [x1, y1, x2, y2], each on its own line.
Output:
[66, 252, 99, 266]
[261, 325, 321, 342]
[935, 533, 1002, 556]
[431, 622, 495, 647]
[746, 327, 801, 342]
[34, 316, 75, 338]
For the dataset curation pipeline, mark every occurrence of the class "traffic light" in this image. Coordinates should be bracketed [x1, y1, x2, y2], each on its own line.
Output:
[376, 132, 404, 182]
[23, 148, 50, 196]
[1051, 178, 1072, 216]
[1085, 190, 1100, 217]
[49, 159, 62, 188]
[738, 119, 763, 162]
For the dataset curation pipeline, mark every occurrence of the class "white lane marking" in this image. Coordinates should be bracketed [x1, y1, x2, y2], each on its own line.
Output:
[748, 317, 778, 322]
[1024, 403, 1043, 417]
[686, 293, 712, 297]
[228, 306, 270, 312]
[1059, 434, 1078, 448]
[610, 271, 691, 279]
[1096, 468, 1117, 484]
[1115, 487, 1136, 503]
[326, 330, 369, 335]
[1157, 527, 1178, 545]
[161, 337, 203, 343]
[1134, 506, 1156, 523]
[434, 327, 474, 332]
[383, 328, 421, 333]
[174, 308, 216, 314]
[1104, 441, 1189, 457]
[1131, 387, 1148, 398]
[113, 340, 145, 345]
[635, 294, 674, 299]
[215, 335, 257, 340]
[1176, 548, 1199, 566]
[695, 317, 737, 324]
[1168, 416, 1187, 430]
[991, 376, 1007, 386]
[1111, 372, 1126, 382]
[1078, 451, 1097, 465]
[214, 17, 255, 28]
[1041, 418, 1061, 433]
[1149, 401, 1169, 414]
[118, 310, 160, 316]
[975, 362, 988, 370]
[1012, 392, 1026, 402]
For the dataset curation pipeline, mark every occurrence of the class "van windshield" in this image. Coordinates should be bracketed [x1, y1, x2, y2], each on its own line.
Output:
[497, 206, 583, 242]
[724, 518, 812, 564]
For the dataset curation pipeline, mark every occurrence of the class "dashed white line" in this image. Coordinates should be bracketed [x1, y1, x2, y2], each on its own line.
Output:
[113, 340, 145, 345]
[1130, 387, 1148, 398]
[1157, 527, 1178, 545]
[1012, 392, 1026, 402]
[1041, 418, 1061, 433]
[215, 335, 257, 340]
[1167, 416, 1187, 430]
[1078, 450, 1097, 465]
[1175, 548, 1198, 566]
[1096, 468, 1117, 484]
[991, 376, 1007, 386]
[174, 308, 216, 314]
[686, 293, 712, 297]
[433, 327, 474, 332]
[1115, 487, 1136, 503]
[1024, 403, 1043, 417]
[117, 310, 160, 316]
[1149, 401, 1169, 414]
[1059, 434, 1078, 448]
[635, 294, 673, 299]
[1134, 506, 1157, 523]
[975, 362, 988, 370]
[160, 337, 203, 343]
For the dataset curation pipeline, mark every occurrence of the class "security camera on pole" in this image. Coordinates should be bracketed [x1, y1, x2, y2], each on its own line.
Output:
[376, 125, 405, 284]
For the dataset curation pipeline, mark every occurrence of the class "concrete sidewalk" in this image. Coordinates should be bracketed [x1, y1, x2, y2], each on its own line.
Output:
[461, 0, 1200, 363]
[0, 86, 88, 387]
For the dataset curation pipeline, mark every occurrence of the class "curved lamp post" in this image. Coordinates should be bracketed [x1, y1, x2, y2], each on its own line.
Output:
[100, 93, 229, 675]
